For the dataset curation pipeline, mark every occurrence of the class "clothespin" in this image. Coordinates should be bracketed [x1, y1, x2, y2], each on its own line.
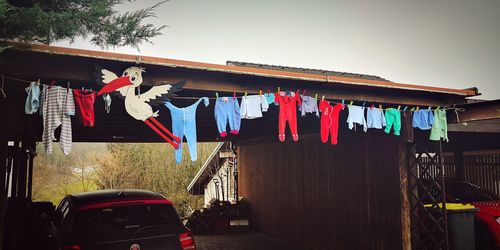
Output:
[410, 107, 415, 112]
[244, 92, 248, 96]
[278, 87, 280, 93]
[267, 89, 270, 94]
[233, 91, 236, 98]
[259, 90, 262, 96]
[349, 100, 353, 107]
[427, 106, 432, 110]
[416, 106, 420, 111]
[36, 79, 40, 85]
[370, 104, 375, 110]
[436, 106, 440, 110]
[378, 104, 383, 111]
[397, 105, 401, 111]
[303, 89, 306, 96]
[321, 95, 325, 101]
[314, 93, 318, 100]
[341, 99, 345, 106]
[215, 92, 219, 98]
[362, 102, 366, 108]
[403, 106, 408, 112]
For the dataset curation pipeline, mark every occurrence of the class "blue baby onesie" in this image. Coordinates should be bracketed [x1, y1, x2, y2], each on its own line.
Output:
[164, 97, 209, 164]
[214, 97, 241, 137]
[412, 109, 434, 130]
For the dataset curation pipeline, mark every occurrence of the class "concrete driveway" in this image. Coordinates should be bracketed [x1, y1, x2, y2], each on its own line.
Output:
[194, 231, 309, 250]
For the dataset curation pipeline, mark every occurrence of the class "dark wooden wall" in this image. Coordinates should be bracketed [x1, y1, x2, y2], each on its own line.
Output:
[238, 130, 405, 250]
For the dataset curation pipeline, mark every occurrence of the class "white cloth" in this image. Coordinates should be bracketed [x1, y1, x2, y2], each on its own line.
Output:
[240, 95, 269, 119]
[347, 105, 367, 132]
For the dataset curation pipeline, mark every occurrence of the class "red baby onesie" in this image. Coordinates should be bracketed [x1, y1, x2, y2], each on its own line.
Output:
[319, 100, 343, 145]
[275, 91, 301, 142]
[73, 89, 96, 127]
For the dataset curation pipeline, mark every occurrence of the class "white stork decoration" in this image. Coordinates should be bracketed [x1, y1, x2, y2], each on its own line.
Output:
[97, 66, 181, 149]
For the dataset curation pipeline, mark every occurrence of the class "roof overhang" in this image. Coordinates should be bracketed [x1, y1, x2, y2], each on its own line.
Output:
[1, 41, 478, 97]
[0, 42, 480, 143]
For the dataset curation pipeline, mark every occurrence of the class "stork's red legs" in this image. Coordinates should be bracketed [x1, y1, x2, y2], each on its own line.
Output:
[148, 117, 181, 143]
[144, 119, 179, 149]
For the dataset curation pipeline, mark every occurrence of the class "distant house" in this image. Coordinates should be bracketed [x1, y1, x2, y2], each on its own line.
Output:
[187, 142, 237, 206]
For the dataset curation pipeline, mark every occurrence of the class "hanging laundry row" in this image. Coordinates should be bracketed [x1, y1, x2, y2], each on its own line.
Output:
[22, 76, 449, 164]
[25, 81, 97, 156]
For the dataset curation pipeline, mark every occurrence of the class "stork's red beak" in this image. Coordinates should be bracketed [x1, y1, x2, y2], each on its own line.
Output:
[97, 76, 132, 96]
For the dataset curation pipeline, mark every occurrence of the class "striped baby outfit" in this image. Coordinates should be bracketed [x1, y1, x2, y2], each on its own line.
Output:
[40, 85, 75, 155]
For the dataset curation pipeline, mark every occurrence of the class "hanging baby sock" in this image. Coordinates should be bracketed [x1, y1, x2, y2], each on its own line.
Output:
[164, 97, 209, 164]
[384, 108, 401, 136]
[429, 108, 448, 142]
[300, 95, 319, 117]
[103, 93, 112, 114]
[347, 105, 367, 132]
[214, 97, 241, 137]
[73, 89, 97, 127]
[240, 94, 269, 119]
[275, 91, 301, 142]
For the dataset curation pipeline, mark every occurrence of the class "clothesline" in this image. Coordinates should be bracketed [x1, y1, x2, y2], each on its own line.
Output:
[1, 74, 462, 112]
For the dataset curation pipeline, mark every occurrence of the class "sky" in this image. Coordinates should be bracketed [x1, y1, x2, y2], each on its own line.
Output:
[54, 0, 500, 100]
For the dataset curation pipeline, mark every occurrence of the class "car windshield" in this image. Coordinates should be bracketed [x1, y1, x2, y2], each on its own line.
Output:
[70, 203, 182, 243]
[445, 182, 499, 202]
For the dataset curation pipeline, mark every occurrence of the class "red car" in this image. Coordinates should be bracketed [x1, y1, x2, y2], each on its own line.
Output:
[442, 179, 500, 250]
[50, 189, 196, 250]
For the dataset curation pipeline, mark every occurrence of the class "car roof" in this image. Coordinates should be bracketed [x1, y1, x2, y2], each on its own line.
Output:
[67, 189, 167, 207]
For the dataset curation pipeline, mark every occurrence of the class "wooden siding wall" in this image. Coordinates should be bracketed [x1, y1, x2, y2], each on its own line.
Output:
[424, 152, 500, 196]
[238, 130, 404, 250]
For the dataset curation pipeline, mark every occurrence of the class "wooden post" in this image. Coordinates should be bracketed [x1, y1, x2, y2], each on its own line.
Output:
[0, 97, 8, 250]
[398, 140, 411, 250]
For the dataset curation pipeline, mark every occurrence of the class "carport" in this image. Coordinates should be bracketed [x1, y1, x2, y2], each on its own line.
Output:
[1, 42, 498, 249]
